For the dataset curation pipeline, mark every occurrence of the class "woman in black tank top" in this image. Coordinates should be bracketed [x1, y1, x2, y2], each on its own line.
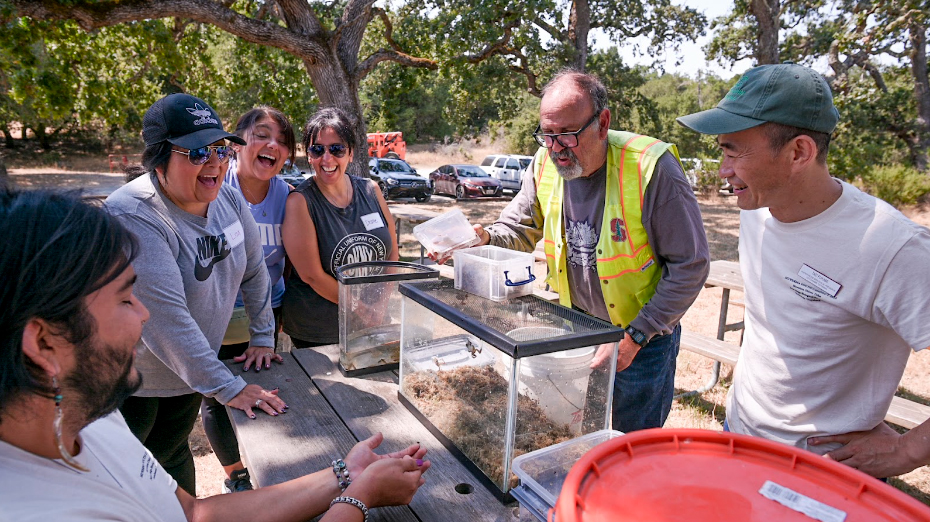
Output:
[281, 108, 398, 347]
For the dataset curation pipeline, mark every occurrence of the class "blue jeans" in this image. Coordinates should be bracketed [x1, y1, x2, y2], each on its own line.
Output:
[612, 324, 681, 432]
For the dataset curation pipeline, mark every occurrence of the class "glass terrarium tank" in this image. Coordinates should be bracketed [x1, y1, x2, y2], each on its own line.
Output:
[335, 261, 437, 376]
[397, 279, 622, 499]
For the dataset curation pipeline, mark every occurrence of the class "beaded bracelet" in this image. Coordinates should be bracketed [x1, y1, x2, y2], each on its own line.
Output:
[330, 496, 369, 522]
[332, 458, 351, 490]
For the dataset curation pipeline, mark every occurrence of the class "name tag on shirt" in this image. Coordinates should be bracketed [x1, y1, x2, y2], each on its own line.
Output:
[797, 264, 842, 298]
[361, 212, 385, 231]
[223, 221, 245, 249]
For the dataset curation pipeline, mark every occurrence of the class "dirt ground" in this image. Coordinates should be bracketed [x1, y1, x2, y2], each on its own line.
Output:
[9, 150, 930, 504]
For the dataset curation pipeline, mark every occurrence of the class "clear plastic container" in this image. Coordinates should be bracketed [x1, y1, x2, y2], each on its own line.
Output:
[412, 208, 481, 258]
[397, 279, 623, 499]
[511, 429, 624, 518]
[454, 245, 536, 302]
[335, 261, 437, 376]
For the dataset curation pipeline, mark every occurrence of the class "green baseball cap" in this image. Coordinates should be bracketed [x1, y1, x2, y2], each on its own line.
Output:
[677, 63, 839, 135]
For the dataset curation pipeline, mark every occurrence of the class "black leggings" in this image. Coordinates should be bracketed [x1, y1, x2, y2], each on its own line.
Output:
[120, 393, 202, 495]
[201, 307, 282, 466]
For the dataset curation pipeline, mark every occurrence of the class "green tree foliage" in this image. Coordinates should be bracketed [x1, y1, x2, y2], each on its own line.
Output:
[207, 28, 318, 133]
[2, 0, 440, 174]
[857, 163, 930, 207]
[707, 0, 930, 175]
[0, 17, 231, 149]
[830, 66, 915, 180]
[824, 0, 929, 172]
[632, 70, 733, 160]
[418, 0, 706, 95]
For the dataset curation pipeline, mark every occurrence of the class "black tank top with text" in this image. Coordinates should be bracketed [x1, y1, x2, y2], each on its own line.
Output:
[282, 175, 392, 343]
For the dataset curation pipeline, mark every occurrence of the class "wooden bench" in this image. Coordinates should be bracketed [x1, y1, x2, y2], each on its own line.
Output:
[680, 324, 930, 430]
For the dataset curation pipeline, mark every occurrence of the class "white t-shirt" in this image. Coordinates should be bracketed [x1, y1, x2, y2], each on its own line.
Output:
[728, 180, 930, 454]
[0, 411, 187, 522]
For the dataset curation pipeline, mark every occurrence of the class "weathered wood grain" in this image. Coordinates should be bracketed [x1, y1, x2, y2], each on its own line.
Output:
[293, 345, 521, 522]
[224, 354, 418, 522]
[705, 259, 743, 291]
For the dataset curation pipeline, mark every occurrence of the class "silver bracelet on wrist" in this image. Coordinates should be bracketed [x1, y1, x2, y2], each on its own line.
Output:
[330, 496, 369, 522]
[332, 458, 351, 490]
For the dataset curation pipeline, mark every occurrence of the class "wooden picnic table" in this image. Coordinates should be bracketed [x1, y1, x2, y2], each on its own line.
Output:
[676, 260, 745, 398]
[226, 344, 520, 522]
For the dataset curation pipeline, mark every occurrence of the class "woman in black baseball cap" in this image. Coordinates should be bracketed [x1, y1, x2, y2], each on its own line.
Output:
[106, 93, 285, 494]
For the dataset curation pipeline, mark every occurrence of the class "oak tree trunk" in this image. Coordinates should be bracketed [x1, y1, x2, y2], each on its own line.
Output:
[750, 0, 780, 65]
[909, 20, 930, 172]
[568, 0, 591, 71]
[304, 55, 371, 178]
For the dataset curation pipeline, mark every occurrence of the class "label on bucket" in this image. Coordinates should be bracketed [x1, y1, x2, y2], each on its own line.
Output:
[758, 481, 847, 522]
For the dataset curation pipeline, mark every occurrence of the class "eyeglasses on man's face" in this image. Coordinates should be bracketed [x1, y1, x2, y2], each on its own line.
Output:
[308, 143, 349, 159]
[172, 145, 233, 165]
[532, 112, 601, 149]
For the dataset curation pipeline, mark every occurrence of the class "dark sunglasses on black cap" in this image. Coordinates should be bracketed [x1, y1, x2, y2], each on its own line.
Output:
[308, 143, 349, 158]
[172, 145, 233, 165]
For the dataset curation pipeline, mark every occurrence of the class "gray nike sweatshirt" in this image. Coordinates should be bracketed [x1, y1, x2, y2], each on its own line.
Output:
[106, 173, 273, 404]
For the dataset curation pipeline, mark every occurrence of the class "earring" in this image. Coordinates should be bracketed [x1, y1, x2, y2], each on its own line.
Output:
[52, 376, 89, 472]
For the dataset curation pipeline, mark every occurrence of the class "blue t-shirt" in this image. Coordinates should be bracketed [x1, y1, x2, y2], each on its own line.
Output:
[226, 160, 289, 308]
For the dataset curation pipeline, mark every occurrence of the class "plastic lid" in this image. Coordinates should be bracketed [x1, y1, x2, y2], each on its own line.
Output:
[554, 429, 930, 522]
[412, 208, 480, 256]
[512, 429, 624, 508]
[335, 261, 438, 284]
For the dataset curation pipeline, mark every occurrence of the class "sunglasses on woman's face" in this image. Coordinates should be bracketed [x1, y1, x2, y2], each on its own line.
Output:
[172, 145, 233, 165]
[308, 143, 348, 159]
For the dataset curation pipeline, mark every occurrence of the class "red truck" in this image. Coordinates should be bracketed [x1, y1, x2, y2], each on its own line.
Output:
[367, 132, 406, 160]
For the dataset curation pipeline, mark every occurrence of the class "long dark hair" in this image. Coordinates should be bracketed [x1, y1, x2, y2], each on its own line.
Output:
[302, 107, 357, 153]
[123, 141, 172, 183]
[235, 106, 297, 163]
[0, 189, 139, 414]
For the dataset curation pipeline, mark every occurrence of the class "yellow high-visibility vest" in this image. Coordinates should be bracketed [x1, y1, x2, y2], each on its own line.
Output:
[534, 130, 680, 326]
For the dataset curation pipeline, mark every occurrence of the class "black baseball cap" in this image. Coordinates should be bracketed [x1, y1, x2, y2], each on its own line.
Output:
[677, 64, 839, 135]
[142, 93, 246, 150]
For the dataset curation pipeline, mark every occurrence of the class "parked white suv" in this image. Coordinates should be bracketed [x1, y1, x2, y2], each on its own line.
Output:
[480, 154, 533, 194]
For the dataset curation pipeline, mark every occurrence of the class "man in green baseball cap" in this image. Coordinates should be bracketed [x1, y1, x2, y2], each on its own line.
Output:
[678, 63, 930, 480]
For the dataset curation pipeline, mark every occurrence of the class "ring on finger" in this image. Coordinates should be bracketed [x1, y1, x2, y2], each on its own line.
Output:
[255, 399, 264, 407]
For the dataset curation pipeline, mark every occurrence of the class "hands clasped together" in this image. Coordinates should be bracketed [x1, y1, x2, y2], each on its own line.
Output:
[342, 432, 431, 508]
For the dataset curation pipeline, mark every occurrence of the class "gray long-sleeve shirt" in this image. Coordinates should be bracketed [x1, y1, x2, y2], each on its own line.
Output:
[486, 150, 709, 341]
[106, 174, 273, 404]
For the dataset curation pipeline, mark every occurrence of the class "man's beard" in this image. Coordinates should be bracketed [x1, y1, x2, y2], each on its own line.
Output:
[65, 338, 142, 425]
[549, 148, 584, 180]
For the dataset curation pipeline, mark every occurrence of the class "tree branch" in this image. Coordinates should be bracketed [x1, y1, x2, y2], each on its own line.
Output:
[275, 0, 323, 35]
[463, 20, 520, 64]
[508, 51, 541, 98]
[370, 7, 402, 52]
[7, 0, 330, 64]
[532, 15, 567, 44]
[355, 49, 437, 80]
[862, 62, 888, 92]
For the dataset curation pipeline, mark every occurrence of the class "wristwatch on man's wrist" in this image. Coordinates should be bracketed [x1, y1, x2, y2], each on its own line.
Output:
[625, 325, 648, 347]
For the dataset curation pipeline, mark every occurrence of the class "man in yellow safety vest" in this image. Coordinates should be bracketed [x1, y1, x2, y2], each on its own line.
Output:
[469, 70, 710, 432]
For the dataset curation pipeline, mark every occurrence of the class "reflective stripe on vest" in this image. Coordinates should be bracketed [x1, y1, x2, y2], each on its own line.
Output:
[534, 130, 679, 326]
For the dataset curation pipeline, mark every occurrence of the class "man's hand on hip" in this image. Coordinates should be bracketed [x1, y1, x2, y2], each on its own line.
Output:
[809, 422, 924, 478]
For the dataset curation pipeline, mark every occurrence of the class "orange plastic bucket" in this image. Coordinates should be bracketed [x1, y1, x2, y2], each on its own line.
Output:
[554, 428, 930, 521]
